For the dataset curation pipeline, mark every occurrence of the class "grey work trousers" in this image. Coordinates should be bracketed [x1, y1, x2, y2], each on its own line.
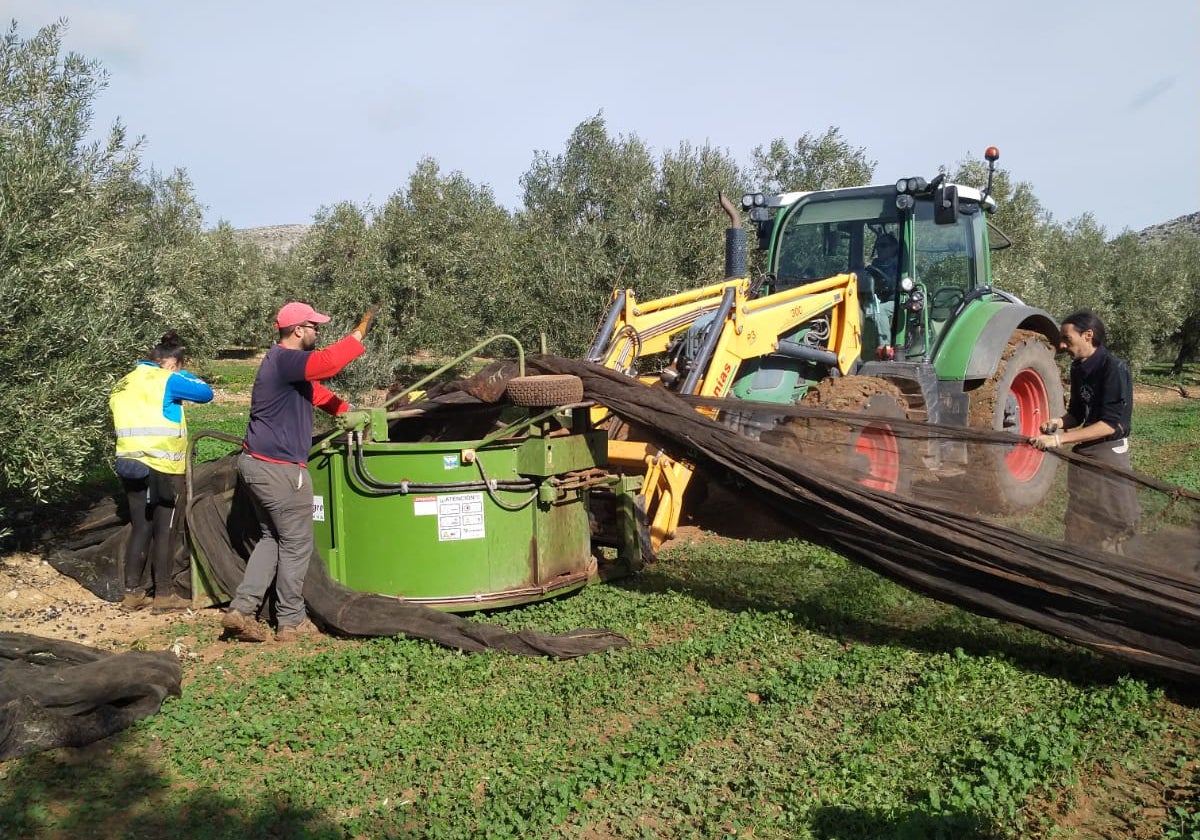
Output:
[231, 452, 313, 628]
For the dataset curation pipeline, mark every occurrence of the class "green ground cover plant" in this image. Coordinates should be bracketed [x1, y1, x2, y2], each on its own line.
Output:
[1132, 399, 1200, 491]
[0, 369, 1196, 839]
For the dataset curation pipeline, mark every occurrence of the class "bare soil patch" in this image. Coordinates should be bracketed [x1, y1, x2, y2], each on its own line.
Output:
[0, 552, 216, 651]
[1133, 381, 1194, 405]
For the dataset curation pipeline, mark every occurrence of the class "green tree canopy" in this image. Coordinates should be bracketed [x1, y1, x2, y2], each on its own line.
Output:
[516, 114, 744, 354]
[747, 127, 875, 193]
[0, 20, 154, 502]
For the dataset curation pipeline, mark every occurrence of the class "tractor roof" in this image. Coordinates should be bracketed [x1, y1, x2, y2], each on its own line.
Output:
[769, 182, 996, 212]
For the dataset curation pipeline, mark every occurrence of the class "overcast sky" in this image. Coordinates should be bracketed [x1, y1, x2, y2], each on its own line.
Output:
[8, 1, 1198, 234]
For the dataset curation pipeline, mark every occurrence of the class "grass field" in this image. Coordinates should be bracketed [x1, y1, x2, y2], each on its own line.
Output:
[1, 361, 1197, 839]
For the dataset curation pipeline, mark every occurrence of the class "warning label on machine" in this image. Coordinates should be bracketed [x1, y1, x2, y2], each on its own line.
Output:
[413, 492, 485, 541]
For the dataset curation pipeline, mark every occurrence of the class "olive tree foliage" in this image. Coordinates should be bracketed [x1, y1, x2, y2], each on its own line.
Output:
[0, 20, 243, 507]
[201, 221, 286, 350]
[288, 200, 397, 397]
[130, 168, 282, 360]
[746, 127, 875, 193]
[977, 194, 1196, 372]
[516, 115, 660, 354]
[516, 114, 743, 355]
[372, 158, 518, 358]
[1162, 231, 1200, 374]
[286, 161, 518, 397]
[0, 20, 153, 503]
[1103, 231, 1193, 370]
[1036, 219, 1194, 370]
[652, 141, 745, 291]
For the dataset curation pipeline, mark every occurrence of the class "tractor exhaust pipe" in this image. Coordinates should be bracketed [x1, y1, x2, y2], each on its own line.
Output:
[720, 193, 746, 280]
[587, 290, 627, 363]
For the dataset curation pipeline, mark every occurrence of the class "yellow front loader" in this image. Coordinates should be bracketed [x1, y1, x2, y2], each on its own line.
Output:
[586, 243, 867, 551]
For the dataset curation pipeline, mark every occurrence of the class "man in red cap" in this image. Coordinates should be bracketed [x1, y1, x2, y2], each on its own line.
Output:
[222, 301, 374, 643]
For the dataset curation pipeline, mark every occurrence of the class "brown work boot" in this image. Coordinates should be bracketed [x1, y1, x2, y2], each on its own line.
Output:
[275, 618, 321, 643]
[151, 593, 192, 613]
[220, 608, 271, 643]
[120, 590, 151, 612]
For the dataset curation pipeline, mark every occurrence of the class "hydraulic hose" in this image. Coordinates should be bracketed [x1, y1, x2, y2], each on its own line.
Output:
[344, 432, 538, 512]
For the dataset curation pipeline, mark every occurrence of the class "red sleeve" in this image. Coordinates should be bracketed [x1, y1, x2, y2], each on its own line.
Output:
[303, 334, 365, 381]
[303, 334, 364, 415]
[312, 381, 350, 416]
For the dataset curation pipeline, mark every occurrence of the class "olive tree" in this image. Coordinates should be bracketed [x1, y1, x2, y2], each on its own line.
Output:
[747, 127, 875, 193]
[515, 115, 751, 355]
[649, 140, 744, 292]
[372, 158, 518, 357]
[0, 20, 151, 503]
[516, 114, 662, 354]
[1162, 231, 1200, 374]
[199, 221, 287, 350]
[1027, 215, 1193, 372]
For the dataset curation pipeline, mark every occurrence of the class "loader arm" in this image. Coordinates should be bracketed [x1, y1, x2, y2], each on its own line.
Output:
[694, 272, 863, 398]
[601, 272, 864, 553]
[589, 278, 751, 372]
[590, 277, 749, 553]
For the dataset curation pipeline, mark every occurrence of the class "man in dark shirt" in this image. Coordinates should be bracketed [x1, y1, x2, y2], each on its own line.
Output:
[222, 301, 374, 642]
[1028, 310, 1138, 552]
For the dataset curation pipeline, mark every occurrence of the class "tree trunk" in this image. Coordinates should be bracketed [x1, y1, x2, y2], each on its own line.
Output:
[1170, 314, 1200, 376]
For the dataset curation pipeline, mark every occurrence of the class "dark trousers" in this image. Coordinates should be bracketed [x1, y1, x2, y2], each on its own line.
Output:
[122, 469, 187, 596]
[1065, 438, 1140, 552]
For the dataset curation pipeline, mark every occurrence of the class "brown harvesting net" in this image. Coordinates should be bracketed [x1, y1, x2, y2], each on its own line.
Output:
[528, 356, 1200, 684]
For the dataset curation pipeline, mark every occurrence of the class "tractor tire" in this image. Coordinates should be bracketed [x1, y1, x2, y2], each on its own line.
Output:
[506, 374, 585, 407]
[763, 376, 913, 495]
[962, 329, 1063, 512]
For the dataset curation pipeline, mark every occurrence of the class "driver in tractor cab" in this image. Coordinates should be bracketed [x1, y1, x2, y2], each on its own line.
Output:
[861, 232, 899, 299]
[857, 232, 899, 349]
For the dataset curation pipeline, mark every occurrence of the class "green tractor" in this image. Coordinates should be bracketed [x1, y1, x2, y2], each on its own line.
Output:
[735, 146, 1062, 509]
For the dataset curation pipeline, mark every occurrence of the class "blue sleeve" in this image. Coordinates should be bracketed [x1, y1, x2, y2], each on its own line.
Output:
[165, 370, 214, 406]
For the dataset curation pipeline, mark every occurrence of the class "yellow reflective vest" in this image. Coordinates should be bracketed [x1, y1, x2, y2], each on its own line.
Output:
[110, 364, 188, 474]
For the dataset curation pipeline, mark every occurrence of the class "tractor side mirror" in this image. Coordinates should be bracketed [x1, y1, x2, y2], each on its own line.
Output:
[934, 184, 959, 225]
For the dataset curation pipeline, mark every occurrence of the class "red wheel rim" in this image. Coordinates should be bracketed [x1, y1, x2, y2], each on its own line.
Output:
[1008, 368, 1050, 481]
[857, 422, 900, 492]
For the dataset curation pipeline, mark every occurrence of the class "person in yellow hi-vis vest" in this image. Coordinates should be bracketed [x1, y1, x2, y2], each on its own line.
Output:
[109, 331, 213, 612]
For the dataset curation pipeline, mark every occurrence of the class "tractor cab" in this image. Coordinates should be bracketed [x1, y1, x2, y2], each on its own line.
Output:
[745, 150, 1009, 366]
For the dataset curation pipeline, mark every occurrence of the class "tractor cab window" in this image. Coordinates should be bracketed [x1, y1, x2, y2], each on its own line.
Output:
[772, 195, 896, 290]
[913, 201, 977, 328]
[772, 194, 900, 352]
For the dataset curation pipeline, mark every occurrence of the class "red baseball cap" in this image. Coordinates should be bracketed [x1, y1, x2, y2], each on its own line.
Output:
[274, 301, 331, 329]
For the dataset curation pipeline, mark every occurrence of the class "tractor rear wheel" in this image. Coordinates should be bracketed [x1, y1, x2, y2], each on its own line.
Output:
[964, 329, 1063, 511]
[764, 376, 913, 495]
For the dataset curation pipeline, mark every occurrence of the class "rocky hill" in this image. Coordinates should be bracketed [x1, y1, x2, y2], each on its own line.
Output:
[232, 224, 311, 256]
[1137, 211, 1200, 243]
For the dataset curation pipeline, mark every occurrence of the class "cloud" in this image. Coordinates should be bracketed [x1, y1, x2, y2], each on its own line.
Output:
[1125, 77, 1175, 112]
